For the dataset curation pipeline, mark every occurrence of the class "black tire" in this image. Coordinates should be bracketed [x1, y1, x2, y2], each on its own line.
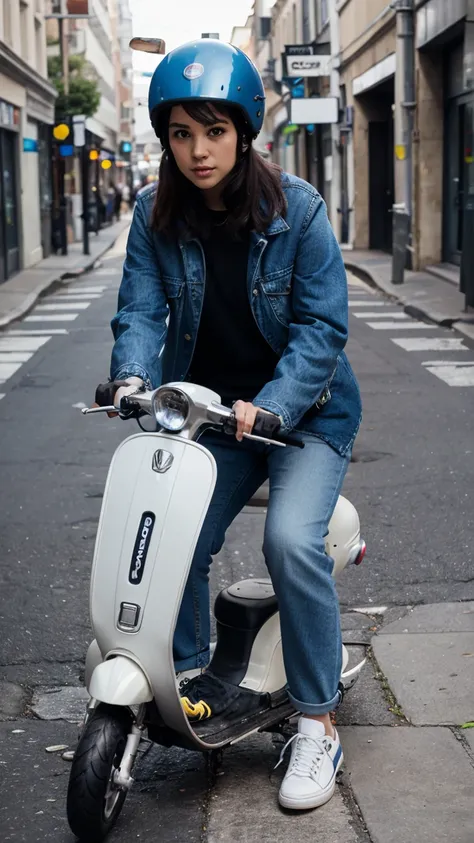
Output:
[67, 705, 132, 842]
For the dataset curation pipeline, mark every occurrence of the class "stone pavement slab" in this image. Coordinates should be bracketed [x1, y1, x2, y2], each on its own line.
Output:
[207, 734, 363, 843]
[373, 631, 474, 725]
[377, 602, 474, 634]
[373, 603, 474, 725]
[340, 725, 473, 843]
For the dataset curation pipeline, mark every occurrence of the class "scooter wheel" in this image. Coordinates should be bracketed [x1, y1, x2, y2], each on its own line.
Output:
[66, 705, 132, 842]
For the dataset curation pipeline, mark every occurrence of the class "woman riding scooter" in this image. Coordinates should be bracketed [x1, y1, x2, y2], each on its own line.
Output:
[102, 39, 362, 811]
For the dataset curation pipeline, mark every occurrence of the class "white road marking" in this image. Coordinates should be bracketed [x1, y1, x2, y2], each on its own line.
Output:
[0, 362, 22, 380]
[392, 337, 468, 352]
[423, 363, 474, 387]
[49, 293, 102, 300]
[66, 285, 107, 292]
[349, 300, 387, 307]
[24, 314, 79, 322]
[0, 352, 33, 363]
[34, 302, 90, 311]
[0, 394, 5, 400]
[7, 329, 68, 335]
[0, 336, 50, 352]
[353, 311, 410, 319]
[367, 321, 437, 330]
[72, 402, 87, 409]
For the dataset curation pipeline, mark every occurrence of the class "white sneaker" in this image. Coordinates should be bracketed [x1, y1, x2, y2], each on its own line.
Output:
[277, 717, 343, 810]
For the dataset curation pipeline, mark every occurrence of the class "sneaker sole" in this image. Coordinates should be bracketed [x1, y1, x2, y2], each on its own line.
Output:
[278, 753, 344, 811]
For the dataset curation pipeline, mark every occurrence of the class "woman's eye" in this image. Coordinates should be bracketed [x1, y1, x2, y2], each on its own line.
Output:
[174, 130, 189, 139]
[209, 127, 224, 137]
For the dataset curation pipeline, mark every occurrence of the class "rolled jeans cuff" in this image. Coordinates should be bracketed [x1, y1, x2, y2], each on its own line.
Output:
[288, 688, 342, 716]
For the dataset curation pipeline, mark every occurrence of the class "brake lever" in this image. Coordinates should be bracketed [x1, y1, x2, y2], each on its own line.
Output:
[81, 405, 117, 415]
[242, 432, 286, 447]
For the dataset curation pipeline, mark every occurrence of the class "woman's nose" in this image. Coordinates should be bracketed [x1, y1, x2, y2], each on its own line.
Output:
[192, 136, 209, 159]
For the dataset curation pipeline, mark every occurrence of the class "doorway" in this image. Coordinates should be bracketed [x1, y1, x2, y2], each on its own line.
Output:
[445, 97, 474, 264]
[0, 128, 20, 283]
[368, 119, 394, 252]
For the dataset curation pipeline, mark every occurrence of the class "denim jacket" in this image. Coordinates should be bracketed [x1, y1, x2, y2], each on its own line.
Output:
[110, 172, 362, 456]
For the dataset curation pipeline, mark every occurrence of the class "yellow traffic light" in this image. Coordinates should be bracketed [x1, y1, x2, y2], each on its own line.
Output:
[101, 159, 112, 170]
[53, 123, 70, 141]
[89, 149, 99, 161]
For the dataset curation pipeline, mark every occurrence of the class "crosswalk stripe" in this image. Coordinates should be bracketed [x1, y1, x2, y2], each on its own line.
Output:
[392, 337, 468, 352]
[423, 363, 474, 387]
[367, 321, 437, 330]
[0, 352, 33, 363]
[421, 360, 474, 366]
[0, 394, 5, 401]
[0, 362, 22, 380]
[0, 336, 50, 352]
[7, 329, 68, 335]
[24, 314, 79, 322]
[353, 311, 409, 319]
[349, 300, 387, 307]
[50, 293, 101, 300]
[34, 302, 90, 311]
[66, 285, 108, 292]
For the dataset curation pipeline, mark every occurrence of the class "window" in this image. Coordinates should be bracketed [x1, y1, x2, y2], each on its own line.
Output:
[320, 0, 329, 27]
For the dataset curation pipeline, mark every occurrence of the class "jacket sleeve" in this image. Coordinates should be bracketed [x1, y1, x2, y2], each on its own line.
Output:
[252, 193, 348, 432]
[110, 196, 168, 387]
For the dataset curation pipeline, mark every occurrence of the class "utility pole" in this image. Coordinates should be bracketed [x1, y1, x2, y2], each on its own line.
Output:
[392, 0, 415, 283]
[59, 0, 70, 96]
[328, 0, 342, 239]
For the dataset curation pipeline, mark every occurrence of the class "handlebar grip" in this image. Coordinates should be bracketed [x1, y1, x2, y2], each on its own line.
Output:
[224, 411, 305, 449]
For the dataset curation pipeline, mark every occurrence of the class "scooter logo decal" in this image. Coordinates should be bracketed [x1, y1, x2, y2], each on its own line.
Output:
[129, 512, 155, 585]
[152, 449, 174, 474]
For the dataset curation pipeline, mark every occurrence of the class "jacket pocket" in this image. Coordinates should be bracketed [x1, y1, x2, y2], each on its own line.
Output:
[260, 266, 294, 326]
[163, 276, 184, 300]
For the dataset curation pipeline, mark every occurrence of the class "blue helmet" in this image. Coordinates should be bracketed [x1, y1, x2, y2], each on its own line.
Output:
[148, 39, 265, 139]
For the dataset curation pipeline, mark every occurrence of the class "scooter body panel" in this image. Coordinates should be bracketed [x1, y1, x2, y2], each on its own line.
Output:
[89, 655, 153, 705]
[89, 431, 222, 746]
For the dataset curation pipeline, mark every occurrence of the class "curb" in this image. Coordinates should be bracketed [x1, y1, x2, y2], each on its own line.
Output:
[344, 259, 474, 343]
[0, 222, 129, 331]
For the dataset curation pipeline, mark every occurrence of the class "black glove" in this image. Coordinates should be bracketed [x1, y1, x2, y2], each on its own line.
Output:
[94, 380, 130, 407]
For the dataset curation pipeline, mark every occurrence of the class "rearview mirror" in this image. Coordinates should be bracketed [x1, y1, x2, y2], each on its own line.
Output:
[129, 38, 166, 55]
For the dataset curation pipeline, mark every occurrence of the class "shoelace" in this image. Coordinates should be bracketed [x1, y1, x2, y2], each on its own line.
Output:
[275, 733, 331, 778]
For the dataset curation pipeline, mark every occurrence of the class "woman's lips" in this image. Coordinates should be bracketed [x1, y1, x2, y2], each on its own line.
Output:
[192, 168, 215, 179]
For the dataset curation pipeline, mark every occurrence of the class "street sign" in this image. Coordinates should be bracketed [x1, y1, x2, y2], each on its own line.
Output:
[73, 115, 86, 147]
[290, 97, 338, 125]
[286, 54, 332, 78]
[284, 44, 331, 78]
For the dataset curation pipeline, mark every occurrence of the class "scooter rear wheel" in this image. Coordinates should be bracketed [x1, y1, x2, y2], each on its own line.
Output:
[67, 705, 132, 842]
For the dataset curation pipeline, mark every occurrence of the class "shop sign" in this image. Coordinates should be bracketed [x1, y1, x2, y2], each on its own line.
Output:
[23, 138, 38, 153]
[284, 45, 331, 78]
[0, 100, 20, 131]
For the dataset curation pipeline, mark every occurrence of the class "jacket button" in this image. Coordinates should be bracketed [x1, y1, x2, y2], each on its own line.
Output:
[184, 333, 192, 341]
[252, 289, 258, 296]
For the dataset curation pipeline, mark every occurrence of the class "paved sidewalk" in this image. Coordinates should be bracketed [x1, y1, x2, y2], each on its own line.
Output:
[343, 249, 474, 342]
[0, 216, 131, 328]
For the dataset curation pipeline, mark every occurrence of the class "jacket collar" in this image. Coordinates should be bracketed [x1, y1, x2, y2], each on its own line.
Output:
[265, 214, 290, 236]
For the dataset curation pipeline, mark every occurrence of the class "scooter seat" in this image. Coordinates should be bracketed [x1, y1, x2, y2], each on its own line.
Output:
[214, 578, 278, 630]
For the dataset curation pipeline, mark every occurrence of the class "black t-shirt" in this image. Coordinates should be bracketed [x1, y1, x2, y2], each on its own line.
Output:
[188, 211, 279, 406]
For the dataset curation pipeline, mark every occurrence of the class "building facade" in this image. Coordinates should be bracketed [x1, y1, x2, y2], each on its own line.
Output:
[0, 0, 56, 281]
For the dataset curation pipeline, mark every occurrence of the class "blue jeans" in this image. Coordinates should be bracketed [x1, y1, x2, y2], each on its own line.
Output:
[173, 431, 350, 715]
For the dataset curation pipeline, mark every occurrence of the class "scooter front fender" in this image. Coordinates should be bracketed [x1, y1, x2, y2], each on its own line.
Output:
[89, 656, 153, 705]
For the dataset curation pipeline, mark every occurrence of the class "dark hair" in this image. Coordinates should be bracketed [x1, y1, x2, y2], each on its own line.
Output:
[151, 101, 286, 240]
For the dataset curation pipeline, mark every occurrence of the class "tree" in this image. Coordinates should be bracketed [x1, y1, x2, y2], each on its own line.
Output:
[48, 54, 101, 119]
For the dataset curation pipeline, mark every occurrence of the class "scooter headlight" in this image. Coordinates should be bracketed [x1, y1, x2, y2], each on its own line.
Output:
[152, 387, 190, 431]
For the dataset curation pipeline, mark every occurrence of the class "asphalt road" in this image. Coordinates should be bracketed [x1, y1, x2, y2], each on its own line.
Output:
[0, 231, 473, 841]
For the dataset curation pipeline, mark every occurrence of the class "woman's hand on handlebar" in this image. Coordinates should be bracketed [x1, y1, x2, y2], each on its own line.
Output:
[93, 377, 144, 418]
[232, 400, 277, 442]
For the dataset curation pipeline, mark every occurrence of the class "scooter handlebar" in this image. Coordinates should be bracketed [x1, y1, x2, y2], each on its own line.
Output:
[224, 411, 305, 449]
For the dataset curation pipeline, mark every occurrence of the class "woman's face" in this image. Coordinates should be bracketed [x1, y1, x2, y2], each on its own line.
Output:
[168, 104, 238, 200]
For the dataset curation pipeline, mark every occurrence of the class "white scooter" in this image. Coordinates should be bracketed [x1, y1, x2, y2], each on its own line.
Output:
[67, 382, 366, 841]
